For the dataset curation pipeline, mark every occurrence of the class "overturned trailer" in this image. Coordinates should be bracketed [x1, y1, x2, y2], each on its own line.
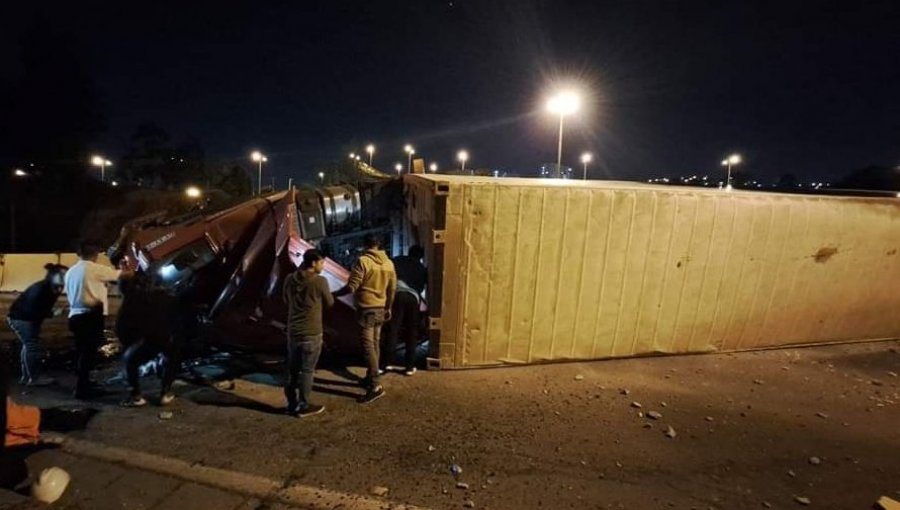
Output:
[404, 174, 900, 368]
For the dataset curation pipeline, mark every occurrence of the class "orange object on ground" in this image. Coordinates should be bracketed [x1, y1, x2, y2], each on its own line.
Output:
[5, 397, 41, 447]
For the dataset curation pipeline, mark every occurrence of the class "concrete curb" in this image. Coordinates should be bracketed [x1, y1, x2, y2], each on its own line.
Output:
[44, 434, 427, 510]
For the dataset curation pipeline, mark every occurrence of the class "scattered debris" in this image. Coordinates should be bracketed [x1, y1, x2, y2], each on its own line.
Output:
[808, 456, 822, 466]
[370, 486, 389, 497]
[872, 380, 884, 386]
[214, 380, 236, 391]
[427, 445, 437, 452]
[504, 380, 511, 385]
[887, 371, 898, 378]
[815, 412, 828, 419]
[574, 374, 585, 381]
[787, 470, 796, 478]
[158, 411, 174, 420]
[794, 495, 811, 506]
[664, 426, 677, 439]
[643, 423, 653, 429]
[631, 401, 643, 409]
[763, 501, 772, 508]
[464, 499, 476, 508]
[450, 464, 463, 477]
[753, 379, 764, 385]
[660, 402, 667, 408]
[705, 416, 714, 422]
[620, 388, 630, 395]
[456, 482, 470, 490]
[647, 411, 662, 420]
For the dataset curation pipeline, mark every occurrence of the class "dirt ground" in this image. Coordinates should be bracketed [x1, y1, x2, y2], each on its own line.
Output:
[2, 295, 898, 510]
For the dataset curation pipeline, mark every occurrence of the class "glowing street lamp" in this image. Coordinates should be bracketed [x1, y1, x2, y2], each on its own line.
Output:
[251, 151, 268, 196]
[318, 171, 325, 183]
[404, 144, 415, 172]
[457, 150, 469, 173]
[580, 152, 593, 180]
[365, 144, 375, 166]
[349, 152, 356, 159]
[394, 163, 403, 176]
[185, 186, 202, 199]
[429, 162, 438, 173]
[13, 168, 28, 177]
[546, 91, 581, 177]
[91, 155, 112, 182]
[720, 153, 742, 191]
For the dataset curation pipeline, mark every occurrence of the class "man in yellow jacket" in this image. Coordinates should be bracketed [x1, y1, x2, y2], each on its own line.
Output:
[335, 234, 397, 404]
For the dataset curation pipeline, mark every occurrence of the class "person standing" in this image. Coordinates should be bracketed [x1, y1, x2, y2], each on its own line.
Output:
[64, 242, 132, 399]
[334, 234, 396, 404]
[382, 245, 426, 376]
[5, 264, 67, 386]
[283, 249, 333, 417]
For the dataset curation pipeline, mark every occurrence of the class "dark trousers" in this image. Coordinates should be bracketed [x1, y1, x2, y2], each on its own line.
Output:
[124, 338, 179, 398]
[68, 308, 104, 393]
[285, 334, 323, 410]
[382, 292, 419, 370]
[6, 318, 43, 382]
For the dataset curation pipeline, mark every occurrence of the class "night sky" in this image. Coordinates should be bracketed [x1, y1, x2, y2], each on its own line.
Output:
[5, 1, 899, 184]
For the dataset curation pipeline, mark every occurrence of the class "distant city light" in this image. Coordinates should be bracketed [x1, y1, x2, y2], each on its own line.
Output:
[185, 186, 202, 198]
[13, 168, 27, 177]
[318, 171, 325, 182]
[365, 144, 375, 166]
[349, 152, 356, 159]
[429, 162, 438, 172]
[91, 155, 112, 182]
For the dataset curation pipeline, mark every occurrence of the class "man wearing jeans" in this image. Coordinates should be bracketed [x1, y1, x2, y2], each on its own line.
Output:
[335, 234, 396, 404]
[64, 242, 132, 399]
[283, 249, 333, 417]
[6, 264, 67, 386]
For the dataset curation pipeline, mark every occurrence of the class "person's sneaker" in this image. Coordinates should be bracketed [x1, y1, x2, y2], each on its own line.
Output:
[120, 395, 148, 407]
[385, 365, 403, 373]
[358, 385, 385, 404]
[24, 375, 57, 386]
[296, 404, 325, 417]
[377, 368, 386, 376]
[404, 367, 417, 377]
[159, 393, 176, 406]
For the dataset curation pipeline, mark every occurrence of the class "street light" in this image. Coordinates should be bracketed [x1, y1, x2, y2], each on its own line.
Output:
[365, 144, 375, 166]
[404, 144, 415, 172]
[91, 155, 112, 182]
[720, 153, 741, 191]
[251, 151, 268, 196]
[429, 162, 438, 173]
[394, 163, 403, 176]
[185, 186, 202, 199]
[13, 168, 27, 177]
[546, 91, 581, 177]
[349, 152, 356, 159]
[318, 171, 325, 183]
[457, 150, 469, 173]
[580, 152, 593, 180]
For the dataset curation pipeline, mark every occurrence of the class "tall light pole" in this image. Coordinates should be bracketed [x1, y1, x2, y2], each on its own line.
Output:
[580, 152, 593, 180]
[457, 150, 469, 173]
[366, 144, 375, 167]
[251, 151, 268, 196]
[318, 171, 325, 183]
[720, 153, 741, 191]
[404, 144, 415, 172]
[91, 155, 112, 182]
[546, 91, 581, 178]
[429, 162, 438, 173]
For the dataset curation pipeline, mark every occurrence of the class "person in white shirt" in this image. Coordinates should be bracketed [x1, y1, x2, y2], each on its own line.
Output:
[64, 242, 132, 399]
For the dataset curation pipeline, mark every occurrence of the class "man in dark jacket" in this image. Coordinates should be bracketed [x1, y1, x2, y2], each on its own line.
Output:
[382, 245, 426, 376]
[5, 264, 67, 386]
[282, 249, 334, 417]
